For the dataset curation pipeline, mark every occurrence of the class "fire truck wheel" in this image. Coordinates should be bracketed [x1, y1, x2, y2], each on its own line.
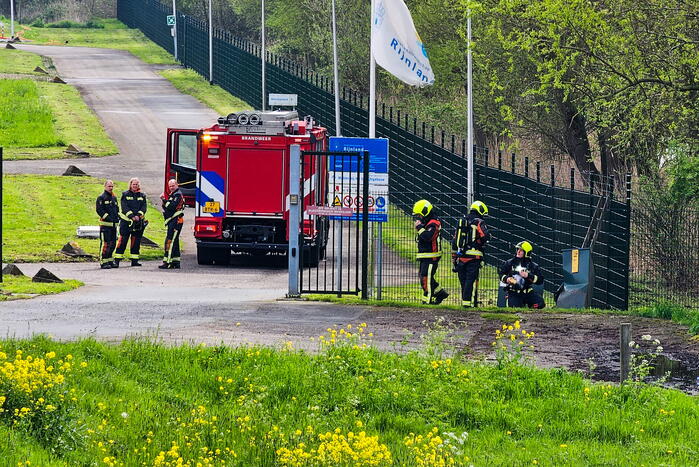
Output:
[215, 249, 231, 265]
[197, 245, 215, 265]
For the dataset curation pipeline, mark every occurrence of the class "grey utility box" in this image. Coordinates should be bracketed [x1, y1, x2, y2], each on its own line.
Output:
[556, 248, 595, 308]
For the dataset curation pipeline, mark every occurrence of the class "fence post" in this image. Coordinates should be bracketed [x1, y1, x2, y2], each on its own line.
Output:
[524, 156, 529, 178]
[361, 151, 370, 300]
[620, 323, 631, 383]
[624, 172, 632, 310]
[511, 153, 516, 173]
[498, 150, 502, 170]
[287, 145, 301, 297]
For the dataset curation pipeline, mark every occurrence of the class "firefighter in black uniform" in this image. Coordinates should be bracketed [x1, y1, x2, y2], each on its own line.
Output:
[159, 179, 185, 269]
[499, 241, 545, 308]
[114, 177, 148, 267]
[452, 200, 490, 307]
[413, 200, 449, 305]
[95, 180, 119, 269]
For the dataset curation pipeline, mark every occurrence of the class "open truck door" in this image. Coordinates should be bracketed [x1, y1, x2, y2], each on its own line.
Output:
[165, 129, 198, 206]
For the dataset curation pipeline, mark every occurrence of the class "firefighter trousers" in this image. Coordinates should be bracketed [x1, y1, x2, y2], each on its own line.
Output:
[98, 225, 117, 265]
[163, 221, 183, 264]
[507, 289, 546, 309]
[114, 221, 143, 261]
[457, 258, 481, 307]
[418, 259, 446, 304]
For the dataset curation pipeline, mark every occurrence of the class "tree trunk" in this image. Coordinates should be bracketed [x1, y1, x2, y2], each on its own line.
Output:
[558, 97, 599, 185]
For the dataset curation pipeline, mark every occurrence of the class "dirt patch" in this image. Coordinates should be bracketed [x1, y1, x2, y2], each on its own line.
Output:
[241, 305, 699, 394]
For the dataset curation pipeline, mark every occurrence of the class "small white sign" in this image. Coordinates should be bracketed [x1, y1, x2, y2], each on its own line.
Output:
[268, 93, 298, 107]
[166, 15, 176, 26]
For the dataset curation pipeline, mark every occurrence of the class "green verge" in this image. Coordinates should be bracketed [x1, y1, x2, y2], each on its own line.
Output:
[0, 336, 697, 466]
[0, 71, 117, 160]
[2, 175, 168, 263]
[159, 68, 252, 115]
[0, 275, 83, 301]
[0, 47, 45, 74]
[17, 19, 177, 65]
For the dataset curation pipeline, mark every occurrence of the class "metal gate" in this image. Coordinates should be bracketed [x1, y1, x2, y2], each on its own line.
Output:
[296, 149, 369, 297]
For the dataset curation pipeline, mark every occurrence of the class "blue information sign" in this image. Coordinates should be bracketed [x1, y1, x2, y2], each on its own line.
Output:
[328, 137, 389, 222]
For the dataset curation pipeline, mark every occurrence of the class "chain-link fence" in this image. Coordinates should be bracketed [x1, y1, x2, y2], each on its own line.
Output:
[630, 192, 699, 309]
[118, 0, 632, 309]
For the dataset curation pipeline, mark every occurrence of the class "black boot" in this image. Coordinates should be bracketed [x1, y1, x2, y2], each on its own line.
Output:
[158, 262, 170, 269]
[171, 262, 180, 269]
[112, 260, 120, 269]
[131, 260, 142, 267]
[100, 263, 112, 269]
[433, 289, 449, 305]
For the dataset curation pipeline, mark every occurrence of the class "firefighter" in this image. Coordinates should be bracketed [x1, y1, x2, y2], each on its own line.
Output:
[114, 177, 148, 267]
[452, 200, 490, 308]
[95, 179, 119, 269]
[499, 241, 545, 309]
[413, 200, 449, 305]
[159, 179, 185, 269]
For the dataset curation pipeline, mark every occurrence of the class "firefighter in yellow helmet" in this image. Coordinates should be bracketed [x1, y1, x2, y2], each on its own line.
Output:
[413, 200, 449, 305]
[499, 240, 545, 308]
[452, 200, 490, 307]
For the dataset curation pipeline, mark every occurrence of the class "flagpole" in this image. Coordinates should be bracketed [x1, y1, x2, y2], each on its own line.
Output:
[10, 0, 15, 38]
[261, 0, 266, 111]
[208, 0, 213, 84]
[369, 0, 376, 139]
[332, 0, 343, 291]
[466, 9, 474, 206]
[331, 0, 341, 136]
[172, 0, 178, 61]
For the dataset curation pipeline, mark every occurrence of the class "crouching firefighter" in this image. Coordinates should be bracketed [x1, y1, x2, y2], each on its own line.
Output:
[95, 180, 119, 269]
[159, 179, 185, 269]
[114, 177, 148, 267]
[452, 201, 490, 308]
[499, 241, 545, 309]
[413, 200, 449, 305]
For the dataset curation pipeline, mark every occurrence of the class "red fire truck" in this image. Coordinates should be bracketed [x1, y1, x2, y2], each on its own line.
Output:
[164, 110, 329, 265]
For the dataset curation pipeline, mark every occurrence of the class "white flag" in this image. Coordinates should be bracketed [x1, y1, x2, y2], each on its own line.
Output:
[371, 0, 434, 86]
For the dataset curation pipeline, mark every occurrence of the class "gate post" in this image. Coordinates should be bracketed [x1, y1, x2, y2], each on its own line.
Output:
[361, 150, 370, 299]
[287, 145, 301, 297]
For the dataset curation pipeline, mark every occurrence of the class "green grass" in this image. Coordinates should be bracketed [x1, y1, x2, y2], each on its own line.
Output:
[2, 175, 168, 262]
[159, 68, 252, 115]
[0, 335, 697, 466]
[0, 80, 63, 148]
[0, 48, 45, 74]
[18, 18, 177, 65]
[0, 275, 83, 301]
[0, 78, 117, 160]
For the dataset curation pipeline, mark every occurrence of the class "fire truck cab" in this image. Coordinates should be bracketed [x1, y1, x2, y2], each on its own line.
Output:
[164, 110, 329, 265]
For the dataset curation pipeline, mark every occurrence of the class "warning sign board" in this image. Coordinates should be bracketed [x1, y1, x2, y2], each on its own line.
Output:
[328, 137, 389, 222]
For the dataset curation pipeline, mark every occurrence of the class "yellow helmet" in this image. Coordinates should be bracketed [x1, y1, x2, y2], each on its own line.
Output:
[470, 200, 488, 216]
[516, 241, 533, 257]
[412, 199, 433, 217]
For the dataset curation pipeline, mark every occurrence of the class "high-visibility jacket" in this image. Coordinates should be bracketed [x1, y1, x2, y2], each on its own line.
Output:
[452, 212, 490, 262]
[119, 189, 147, 223]
[96, 190, 119, 226]
[162, 188, 185, 225]
[415, 216, 442, 261]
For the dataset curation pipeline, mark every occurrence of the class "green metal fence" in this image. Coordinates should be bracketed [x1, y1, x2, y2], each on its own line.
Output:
[118, 0, 631, 309]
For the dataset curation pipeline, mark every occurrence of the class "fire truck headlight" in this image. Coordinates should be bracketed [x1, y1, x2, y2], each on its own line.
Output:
[226, 113, 237, 124]
[202, 134, 212, 142]
[248, 113, 261, 125]
[237, 114, 249, 125]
